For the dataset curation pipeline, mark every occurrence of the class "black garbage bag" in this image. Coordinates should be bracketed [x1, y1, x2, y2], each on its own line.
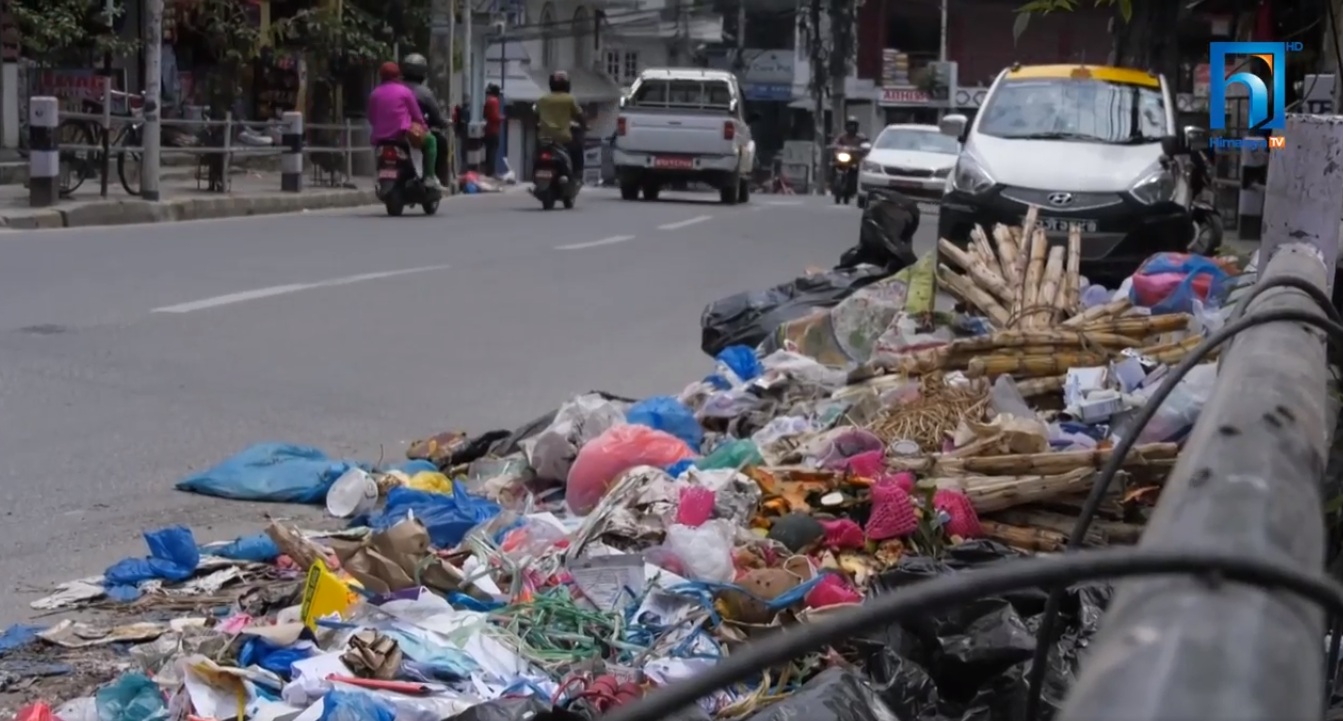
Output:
[839, 189, 921, 273]
[852, 541, 1111, 721]
[742, 667, 898, 721]
[699, 266, 887, 357]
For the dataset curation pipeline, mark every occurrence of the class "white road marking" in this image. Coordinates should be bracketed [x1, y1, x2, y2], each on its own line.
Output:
[151, 264, 453, 313]
[658, 215, 712, 230]
[764, 200, 803, 206]
[555, 234, 636, 250]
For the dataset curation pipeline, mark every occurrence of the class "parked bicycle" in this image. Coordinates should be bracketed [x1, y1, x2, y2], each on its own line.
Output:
[58, 90, 144, 197]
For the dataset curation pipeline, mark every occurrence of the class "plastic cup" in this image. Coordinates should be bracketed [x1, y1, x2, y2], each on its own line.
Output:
[326, 468, 378, 518]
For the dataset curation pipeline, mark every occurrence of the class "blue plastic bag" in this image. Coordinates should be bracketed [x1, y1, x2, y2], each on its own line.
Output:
[365, 484, 501, 549]
[717, 346, 762, 382]
[104, 526, 200, 587]
[95, 672, 167, 721]
[237, 637, 311, 680]
[627, 395, 703, 449]
[0, 624, 42, 655]
[204, 532, 280, 563]
[1129, 253, 1229, 314]
[318, 690, 396, 721]
[175, 443, 353, 504]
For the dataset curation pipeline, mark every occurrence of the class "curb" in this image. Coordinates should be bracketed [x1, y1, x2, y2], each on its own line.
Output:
[0, 189, 380, 230]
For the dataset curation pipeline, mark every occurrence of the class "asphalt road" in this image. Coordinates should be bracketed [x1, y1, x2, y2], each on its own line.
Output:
[0, 187, 937, 623]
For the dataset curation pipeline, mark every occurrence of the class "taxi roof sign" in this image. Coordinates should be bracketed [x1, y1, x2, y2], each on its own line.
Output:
[1006, 64, 1160, 88]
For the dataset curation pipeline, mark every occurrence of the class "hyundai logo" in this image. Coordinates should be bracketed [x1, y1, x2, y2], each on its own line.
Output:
[1047, 192, 1073, 206]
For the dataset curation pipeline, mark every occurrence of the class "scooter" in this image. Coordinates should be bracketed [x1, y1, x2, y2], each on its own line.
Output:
[532, 142, 580, 210]
[831, 149, 860, 205]
[374, 141, 442, 217]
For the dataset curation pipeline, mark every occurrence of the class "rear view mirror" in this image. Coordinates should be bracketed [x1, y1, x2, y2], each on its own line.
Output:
[939, 114, 967, 138]
[1160, 134, 1187, 157]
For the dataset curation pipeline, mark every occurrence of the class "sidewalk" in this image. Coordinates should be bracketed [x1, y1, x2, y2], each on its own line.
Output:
[0, 171, 377, 230]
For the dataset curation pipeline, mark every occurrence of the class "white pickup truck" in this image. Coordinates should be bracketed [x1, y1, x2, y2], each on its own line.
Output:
[612, 68, 757, 205]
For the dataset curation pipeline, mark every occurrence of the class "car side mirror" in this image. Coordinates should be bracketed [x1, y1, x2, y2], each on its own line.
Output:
[939, 113, 968, 140]
[618, 96, 627, 109]
[1160, 134, 1187, 157]
[1183, 125, 1207, 149]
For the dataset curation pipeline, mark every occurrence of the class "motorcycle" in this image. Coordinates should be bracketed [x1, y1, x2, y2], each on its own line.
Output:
[830, 142, 868, 205]
[374, 141, 442, 217]
[532, 142, 580, 210]
[1187, 142, 1223, 255]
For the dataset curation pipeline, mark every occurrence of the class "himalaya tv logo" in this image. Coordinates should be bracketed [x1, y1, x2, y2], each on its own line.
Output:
[1209, 41, 1301, 132]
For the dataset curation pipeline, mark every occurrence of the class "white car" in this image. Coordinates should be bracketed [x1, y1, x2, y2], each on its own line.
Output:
[857, 124, 961, 207]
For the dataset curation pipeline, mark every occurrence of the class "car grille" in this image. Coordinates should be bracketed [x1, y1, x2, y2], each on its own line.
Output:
[884, 165, 934, 178]
[1000, 187, 1123, 211]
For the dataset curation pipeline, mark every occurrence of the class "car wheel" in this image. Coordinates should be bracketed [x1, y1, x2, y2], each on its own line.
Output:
[738, 179, 750, 204]
[720, 175, 739, 205]
[643, 184, 660, 201]
[620, 183, 639, 200]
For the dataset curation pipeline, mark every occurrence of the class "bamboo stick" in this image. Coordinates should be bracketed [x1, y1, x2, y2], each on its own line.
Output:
[947, 329, 1149, 353]
[980, 520, 1069, 552]
[938, 238, 1015, 305]
[965, 351, 1111, 378]
[938, 264, 1011, 327]
[1063, 225, 1082, 314]
[956, 468, 1094, 513]
[970, 224, 1002, 278]
[1061, 297, 1132, 327]
[1020, 229, 1048, 328]
[1079, 313, 1191, 338]
[887, 443, 1179, 476]
[1035, 245, 1066, 326]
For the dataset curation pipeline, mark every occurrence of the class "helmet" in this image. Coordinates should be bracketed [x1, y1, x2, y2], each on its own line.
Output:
[486, 82, 501, 95]
[844, 115, 859, 132]
[401, 53, 428, 83]
[378, 61, 401, 83]
[549, 71, 570, 93]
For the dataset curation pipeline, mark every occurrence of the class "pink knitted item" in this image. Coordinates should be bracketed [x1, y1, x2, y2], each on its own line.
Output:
[933, 489, 983, 538]
[846, 450, 885, 478]
[676, 486, 716, 527]
[819, 518, 866, 550]
[865, 483, 918, 540]
[805, 573, 863, 608]
[873, 471, 915, 493]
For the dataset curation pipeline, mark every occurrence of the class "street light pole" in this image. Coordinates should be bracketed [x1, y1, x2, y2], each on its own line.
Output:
[140, 0, 163, 201]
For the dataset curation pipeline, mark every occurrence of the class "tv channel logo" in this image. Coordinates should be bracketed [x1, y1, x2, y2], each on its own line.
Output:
[1209, 41, 1301, 131]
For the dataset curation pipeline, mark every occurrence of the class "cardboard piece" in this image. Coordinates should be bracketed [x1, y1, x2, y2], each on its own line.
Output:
[327, 518, 485, 600]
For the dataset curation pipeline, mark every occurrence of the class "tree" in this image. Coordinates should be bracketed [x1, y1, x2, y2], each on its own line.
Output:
[11, 0, 140, 66]
[189, 0, 262, 113]
[1014, 0, 1179, 81]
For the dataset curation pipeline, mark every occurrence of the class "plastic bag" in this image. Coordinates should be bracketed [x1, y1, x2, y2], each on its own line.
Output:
[1122, 362, 1219, 444]
[1130, 252, 1229, 314]
[664, 521, 735, 583]
[523, 393, 627, 482]
[175, 443, 353, 504]
[566, 424, 695, 514]
[14, 703, 53, 721]
[627, 395, 704, 449]
[237, 637, 311, 680]
[714, 346, 763, 385]
[406, 470, 454, 494]
[700, 266, 886, 357]
[741, 668, 895, 721]
[104, 526, 200, 587]
[94, 673, 167, 721]
[202, 532, 279, 563]
[365, 484, 501, 549]
[318, 690, 396, 721]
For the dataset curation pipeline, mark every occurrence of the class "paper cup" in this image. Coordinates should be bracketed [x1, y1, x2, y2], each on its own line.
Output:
[326, 468, 378, 518]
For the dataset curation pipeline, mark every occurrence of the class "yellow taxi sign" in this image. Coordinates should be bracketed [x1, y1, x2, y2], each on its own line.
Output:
[1006, 64, 1160, 88]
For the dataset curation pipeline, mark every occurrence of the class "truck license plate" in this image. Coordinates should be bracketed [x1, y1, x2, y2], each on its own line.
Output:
[1038, 217, 1098, 234]
[378, 168, 398, 179]
[653, 156, 694, 170]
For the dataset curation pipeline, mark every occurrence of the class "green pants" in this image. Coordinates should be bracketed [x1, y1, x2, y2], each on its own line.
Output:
[422, 132, 438, 181]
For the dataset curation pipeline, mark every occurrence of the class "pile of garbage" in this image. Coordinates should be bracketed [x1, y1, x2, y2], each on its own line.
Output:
[1, 219, 1255, 721]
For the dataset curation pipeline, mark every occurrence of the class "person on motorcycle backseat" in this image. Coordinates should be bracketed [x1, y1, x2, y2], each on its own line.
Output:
[833, 116, 868, 149]
[536, 71, 586, 179]
[368, 61, 429, 181]
[398, 53, 447, 188]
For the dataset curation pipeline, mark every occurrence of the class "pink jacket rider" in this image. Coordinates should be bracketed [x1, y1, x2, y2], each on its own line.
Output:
[368, 62, 425, 145]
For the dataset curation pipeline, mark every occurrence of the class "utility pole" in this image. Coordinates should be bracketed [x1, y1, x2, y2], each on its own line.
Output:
[805, 0, 825, 193]
[140, 0, 162, 201]
[431, 0, 453, 185]
[732, 0, 746, 75]
[827, 0, 848, 134]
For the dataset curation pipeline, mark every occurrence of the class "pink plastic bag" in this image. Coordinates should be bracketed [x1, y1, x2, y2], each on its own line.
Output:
[676, 486, 716, 527]
[566, 424, 694, 514]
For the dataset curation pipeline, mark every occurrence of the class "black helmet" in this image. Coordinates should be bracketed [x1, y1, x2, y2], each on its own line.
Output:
[844, 115, 859, 132]
[486, 82, 501, 95]
[401, 53, 428, 83]
[549, 71, 570, 93]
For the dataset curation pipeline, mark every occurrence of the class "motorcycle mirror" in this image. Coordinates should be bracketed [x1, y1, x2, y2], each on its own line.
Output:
[1183, 125, 1208, 149]
[860, 142, 872, 151]
[1160, 134, 1187, 157]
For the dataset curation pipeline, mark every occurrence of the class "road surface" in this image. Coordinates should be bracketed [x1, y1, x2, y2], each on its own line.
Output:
[0, 188, 937, 622]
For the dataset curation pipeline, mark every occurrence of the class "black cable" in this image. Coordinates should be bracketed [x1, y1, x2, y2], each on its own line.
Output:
[600, 549, 1343, 721]
[1023, 304, 1343, 721]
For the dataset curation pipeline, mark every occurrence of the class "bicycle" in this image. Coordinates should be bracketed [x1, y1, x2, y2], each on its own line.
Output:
[58, 90, 145, 197]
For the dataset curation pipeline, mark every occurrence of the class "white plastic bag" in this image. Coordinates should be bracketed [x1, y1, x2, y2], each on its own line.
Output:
[664, 521, 735, 583]
[522, 393, 626, 482]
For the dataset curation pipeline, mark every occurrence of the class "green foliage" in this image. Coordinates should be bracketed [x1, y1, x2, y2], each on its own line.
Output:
[1013, 0, 1133, 43]
[11, 0, 141, 65]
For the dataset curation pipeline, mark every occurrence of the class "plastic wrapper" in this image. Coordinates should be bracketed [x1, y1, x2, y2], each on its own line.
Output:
[566, 424, 695, 514]
[741, 668, 897, 721]
[175, 443, 354, 503]
[1118, 363, 1218, 445]
[202, 532, 280, 562]
[700, 266, 887, 357]
[853, 541, 1110, 721]
[664, 520, 736, 583]
[94, 673, 167, 721]
[523, 393, 628, 482]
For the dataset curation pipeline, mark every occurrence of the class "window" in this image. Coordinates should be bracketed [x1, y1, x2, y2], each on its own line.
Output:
[977, 78, 1167, 144]
[622, 51, 638, 83]
[573, 6, 591, 69]
[633, 79, 733, 107]
[540, 3, 557, 69]
[606, 49, 622, 80]
[873, 127, 960, 154]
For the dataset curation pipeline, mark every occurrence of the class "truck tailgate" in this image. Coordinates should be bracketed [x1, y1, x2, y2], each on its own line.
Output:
[622, 112, 732, 156]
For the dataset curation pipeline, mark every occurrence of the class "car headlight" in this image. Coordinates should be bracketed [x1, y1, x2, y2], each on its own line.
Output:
[860, 160, 880, 173]
[951, 155, 995, 194]
[835, 151, 852, 163]
[1130, 166, 1176, 204]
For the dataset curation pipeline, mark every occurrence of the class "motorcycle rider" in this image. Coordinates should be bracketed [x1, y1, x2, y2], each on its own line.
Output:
[833, 116, 868, 150]
[368, 61, 429, 180]
[536, 71, 586, 180]
[398, 53, 447, 188]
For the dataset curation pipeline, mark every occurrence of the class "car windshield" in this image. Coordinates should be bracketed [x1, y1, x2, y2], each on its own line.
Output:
[874, 128, 960, 154]
[977, 77, 1167, 143]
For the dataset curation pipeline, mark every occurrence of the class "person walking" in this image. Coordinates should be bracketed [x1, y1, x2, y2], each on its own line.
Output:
[483, 84, 503, 177]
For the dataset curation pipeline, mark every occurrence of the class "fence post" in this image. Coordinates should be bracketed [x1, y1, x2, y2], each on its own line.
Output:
[27, 96, 58, 207]
[1059, 114, 1340, 721]
[221, 112, 233, 192]
[343, 118, 353, 182]
[281, 111, 303, 192]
